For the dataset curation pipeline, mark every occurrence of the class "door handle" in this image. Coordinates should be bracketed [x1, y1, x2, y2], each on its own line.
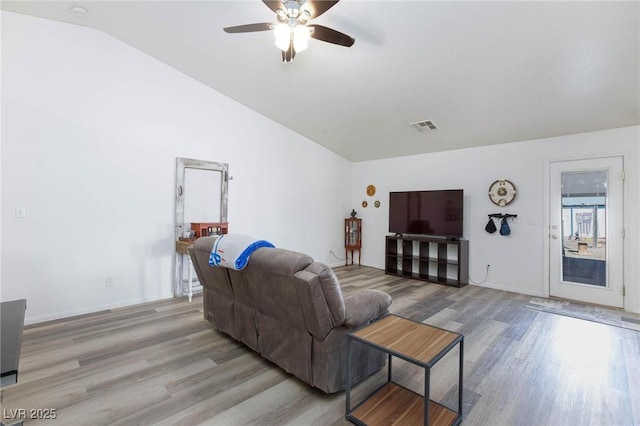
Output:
[551, 235, 558, 239]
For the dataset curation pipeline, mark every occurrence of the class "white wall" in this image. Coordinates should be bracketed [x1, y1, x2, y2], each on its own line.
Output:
[1, 12, 352, 323]
[352, 126, 640, 313]
[3, 12, 638, 325]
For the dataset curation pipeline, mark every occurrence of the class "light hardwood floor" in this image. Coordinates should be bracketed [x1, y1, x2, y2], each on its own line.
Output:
[2, 266, 639, 425]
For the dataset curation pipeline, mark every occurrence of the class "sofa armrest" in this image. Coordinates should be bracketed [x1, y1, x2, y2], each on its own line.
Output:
[343, 289, 392, 329]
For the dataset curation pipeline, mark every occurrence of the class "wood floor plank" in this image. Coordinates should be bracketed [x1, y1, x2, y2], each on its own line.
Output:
[1, 266, 638, 426]
[153, 368, 291, 426]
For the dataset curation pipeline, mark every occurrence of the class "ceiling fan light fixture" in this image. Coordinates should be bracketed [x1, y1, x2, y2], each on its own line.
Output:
[276, 8, 287, 22]
[274, 23, 291, 51]
[297, 10, 311, 25]
[286, 7, 299, 19]
[293, 25, 311, 52]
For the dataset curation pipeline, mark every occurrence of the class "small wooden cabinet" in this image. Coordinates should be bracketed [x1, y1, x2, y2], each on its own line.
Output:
[345, 218, 362, 266]
[190, 222, 229, 238]
[385, 235, 469, 288]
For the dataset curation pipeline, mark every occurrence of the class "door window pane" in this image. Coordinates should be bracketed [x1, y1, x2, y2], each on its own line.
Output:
[560, 170, 607, 286]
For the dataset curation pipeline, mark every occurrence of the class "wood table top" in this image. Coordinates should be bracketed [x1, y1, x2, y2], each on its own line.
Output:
[350, 314, 462, 366]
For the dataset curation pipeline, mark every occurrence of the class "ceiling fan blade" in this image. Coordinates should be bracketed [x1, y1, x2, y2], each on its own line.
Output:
[262, 1, 285, 14]
[308, 24, 355, 47]
[223, 23, 273, 33]
[302, 0, 340, 19]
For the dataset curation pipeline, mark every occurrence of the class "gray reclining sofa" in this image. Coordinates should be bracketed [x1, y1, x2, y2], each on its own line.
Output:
[189, 237, 392, 393]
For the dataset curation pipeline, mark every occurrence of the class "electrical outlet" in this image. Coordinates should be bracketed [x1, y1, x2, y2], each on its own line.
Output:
[106, 277, 113, 287]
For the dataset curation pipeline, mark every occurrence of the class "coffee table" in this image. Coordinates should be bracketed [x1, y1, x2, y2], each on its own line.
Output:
[346, 314, 463, 426]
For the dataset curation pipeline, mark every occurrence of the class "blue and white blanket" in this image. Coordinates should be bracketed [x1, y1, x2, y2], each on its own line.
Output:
[208, 234, 275, 271]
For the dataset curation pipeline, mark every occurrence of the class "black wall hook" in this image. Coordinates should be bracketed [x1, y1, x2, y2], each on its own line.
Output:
[487, 213, 518, 219]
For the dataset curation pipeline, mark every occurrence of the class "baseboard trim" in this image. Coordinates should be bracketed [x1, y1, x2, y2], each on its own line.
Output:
[24, 293, 174, 325]
[470, 281, 544, 297]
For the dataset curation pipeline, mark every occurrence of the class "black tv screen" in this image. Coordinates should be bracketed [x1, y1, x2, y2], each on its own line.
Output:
[389, 189, 464, 238]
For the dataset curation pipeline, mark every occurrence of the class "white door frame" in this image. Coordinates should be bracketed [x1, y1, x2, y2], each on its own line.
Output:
[544, 155, 624, 308]
[174, 157, 228, 297]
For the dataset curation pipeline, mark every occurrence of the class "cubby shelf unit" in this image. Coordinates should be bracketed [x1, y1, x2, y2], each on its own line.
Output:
[385, 235, 469, 288]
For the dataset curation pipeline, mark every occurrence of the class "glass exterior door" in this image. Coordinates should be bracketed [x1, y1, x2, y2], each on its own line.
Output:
[549, 157, 623, 307]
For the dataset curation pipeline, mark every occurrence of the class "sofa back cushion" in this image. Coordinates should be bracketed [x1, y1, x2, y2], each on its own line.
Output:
[226, 269, 259, 350]
[240, 249, 347, 341]
[240, 248, 314, 325]
[191, 237, 234, 298]
[294, 262, 347, 338]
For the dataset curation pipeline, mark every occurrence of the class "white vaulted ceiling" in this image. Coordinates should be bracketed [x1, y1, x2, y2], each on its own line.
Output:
[2, 1, 639, 161]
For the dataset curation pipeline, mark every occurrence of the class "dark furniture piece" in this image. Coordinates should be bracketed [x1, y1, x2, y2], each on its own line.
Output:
[346, 314, 464, 426]
[385, 235, 469, 288]
[345, 218, 362, 266]
[189, 237, 392, 393]
[190, 221, 229, 238]
[1, 299, 27, 387]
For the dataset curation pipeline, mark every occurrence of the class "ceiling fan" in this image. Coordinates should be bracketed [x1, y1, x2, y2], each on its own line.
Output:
[223, 0, 355, 63]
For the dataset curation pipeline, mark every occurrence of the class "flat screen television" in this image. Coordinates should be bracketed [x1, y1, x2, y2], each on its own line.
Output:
[389, 189, 464, 238]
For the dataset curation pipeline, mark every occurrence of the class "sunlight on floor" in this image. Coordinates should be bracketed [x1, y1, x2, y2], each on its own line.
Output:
[552, 317, 612, 366]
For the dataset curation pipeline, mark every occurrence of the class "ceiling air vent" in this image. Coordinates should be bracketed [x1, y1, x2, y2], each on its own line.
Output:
[410, 120, 439, 132]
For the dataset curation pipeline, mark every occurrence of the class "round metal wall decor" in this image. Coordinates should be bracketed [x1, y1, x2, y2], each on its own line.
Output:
[366, 185, 376, 196]
[488, 179, 517, 206]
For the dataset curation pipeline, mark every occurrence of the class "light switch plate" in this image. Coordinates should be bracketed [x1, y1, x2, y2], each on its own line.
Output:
[15, 207, 26, 219]
[528, 217, 542, 225]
